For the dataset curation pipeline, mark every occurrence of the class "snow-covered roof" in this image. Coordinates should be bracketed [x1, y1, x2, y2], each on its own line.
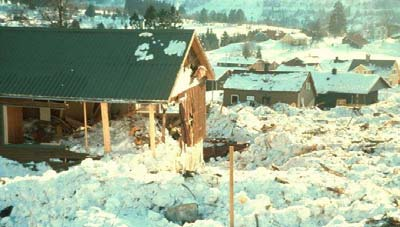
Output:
[217, 56, 258, 65]
[224, 72, 309, 92]
[275, 65, 317, 72]
[286, 32, 311, 40]
[312, 72, 386, 95]
[213, 66, 243, 80]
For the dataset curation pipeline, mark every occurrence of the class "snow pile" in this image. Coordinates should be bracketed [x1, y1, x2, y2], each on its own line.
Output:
[0, 157, 50, 178]
[1, 88, 400, 227]
[164, 40, 187, 57]
[135, 43, 154, 61]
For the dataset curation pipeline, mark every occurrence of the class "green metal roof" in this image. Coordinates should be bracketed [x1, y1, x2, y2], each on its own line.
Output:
[0, 27, 196, 102]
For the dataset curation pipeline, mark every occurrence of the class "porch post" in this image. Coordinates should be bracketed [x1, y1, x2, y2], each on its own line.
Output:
[101, 102, 111, 153]
[161, 106, 166, 143]
[148, 104, 156, 157]
[2, 105, 8, 145]
[83, 102, 89, 151]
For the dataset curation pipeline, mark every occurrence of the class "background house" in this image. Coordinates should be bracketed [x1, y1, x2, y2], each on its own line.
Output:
[312, 70, 391, 108]
[342, 33, 368, 49]
[222, 71, 316, 107]
[265, 29, 286, 40]
[348, 55, 400, 85]
[0, 27, 214, 171]
[281, 33, 311, 46]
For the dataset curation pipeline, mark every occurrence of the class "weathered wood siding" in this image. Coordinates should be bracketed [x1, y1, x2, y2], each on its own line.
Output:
[179, 82, 206, 147]
[7, 106, 24, 144]
[316, 91, 379, 108]
[223, 89, 300, 107]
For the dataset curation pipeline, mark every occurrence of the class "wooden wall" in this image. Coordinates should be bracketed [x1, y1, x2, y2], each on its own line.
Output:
[7, 106, 24, 144]
[179, 82, 206, 147]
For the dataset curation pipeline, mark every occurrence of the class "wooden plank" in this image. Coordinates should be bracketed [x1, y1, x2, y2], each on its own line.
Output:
[39, 107, 51, 121]
[2, 106, 8, 145]
[7, 106, 23, 144]
[101, 102, 111, 153]
[148, 104, 156, 157]
[0, 98, 68, 109]
[83, 102, 89, 151]
[161, 106, 166, 143]
[229, 146, 234, 227]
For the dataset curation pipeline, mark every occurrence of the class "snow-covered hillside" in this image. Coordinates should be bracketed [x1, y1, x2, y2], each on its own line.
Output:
[1, 88, 400, 227]
[182, 0, 400, 34]
[207, 37, 400, 79]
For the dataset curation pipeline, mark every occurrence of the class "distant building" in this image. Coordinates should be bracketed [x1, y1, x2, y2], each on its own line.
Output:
[276, 57, 321, 71]
[312, 70, 391, 108]
[216, 56, 257, 67]
[348, 55, 400, 85]
[265, 29, 286, 40]
[342, 33, 368, 49]
[222, 71, 316, 107]
[281, 33, 311, 46]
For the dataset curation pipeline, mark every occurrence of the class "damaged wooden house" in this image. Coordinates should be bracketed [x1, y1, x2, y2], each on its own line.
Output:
[0, 27, 214, 170]
[222, 71, 317, 107]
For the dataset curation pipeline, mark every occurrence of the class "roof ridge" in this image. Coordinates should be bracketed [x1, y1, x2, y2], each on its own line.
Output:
[0, 27, 195, 34]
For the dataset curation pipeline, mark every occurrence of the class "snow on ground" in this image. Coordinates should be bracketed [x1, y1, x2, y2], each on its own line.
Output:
[1, 87, 400, 227]
[208, 37, 400, 67]
[183, 21, 300, 39]
[0, 157, 50, 178]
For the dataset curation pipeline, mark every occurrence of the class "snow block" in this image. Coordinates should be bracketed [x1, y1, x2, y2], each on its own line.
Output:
[165, 203, 199, 224]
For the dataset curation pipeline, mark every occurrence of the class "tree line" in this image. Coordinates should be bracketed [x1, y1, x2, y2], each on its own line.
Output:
[196, 8, 246, 24]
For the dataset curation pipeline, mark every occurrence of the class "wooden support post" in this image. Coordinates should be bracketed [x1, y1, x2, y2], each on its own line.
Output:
[101, 102, 111, 153]
[83, 102, 89, 151]
[148, 104, 156, 157]
[229, 146, 234, 227]
[161, 106, 166, 143]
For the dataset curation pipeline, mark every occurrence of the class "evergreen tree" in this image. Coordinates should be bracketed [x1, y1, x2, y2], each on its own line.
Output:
[200, 29, 219, 51]
[97, 22, 105, 29]
[198, 8, 208, 23]
[169, 6, 182, 27]
[85, 4, 96, 17]
[178, 5, 186, 16]
[220, 31, 230, 47]
[328, 1, 347, 36]
[235, 9, 246, 24]
[144, 5, 157, 27]
[69, 19, 80, 29]
[228, 9, 236, 23]
[158, 8, 169, 28]
[256, 46, 262, 59]
[242, 42, 253, 59]
[308, 19, 325, 42]
[129, 12, 139, 27]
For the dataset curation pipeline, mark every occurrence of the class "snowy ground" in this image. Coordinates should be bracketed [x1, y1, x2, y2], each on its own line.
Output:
[1, 87, 400, 227]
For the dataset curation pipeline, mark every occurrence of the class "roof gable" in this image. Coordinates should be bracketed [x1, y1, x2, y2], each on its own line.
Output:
[348, 59, 396, 72]
[0, 27, 207, 102]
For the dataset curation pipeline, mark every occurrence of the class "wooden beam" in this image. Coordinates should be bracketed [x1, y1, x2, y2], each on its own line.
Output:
[100, 102, 111, 153]
[161, 106, 166, 143]
[0, 98, 68, 109]
[229, 146, 234, 227]
[83, 102, 89, 151]
[2, 106, 8, 145]
[148, 104, 156, 157]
